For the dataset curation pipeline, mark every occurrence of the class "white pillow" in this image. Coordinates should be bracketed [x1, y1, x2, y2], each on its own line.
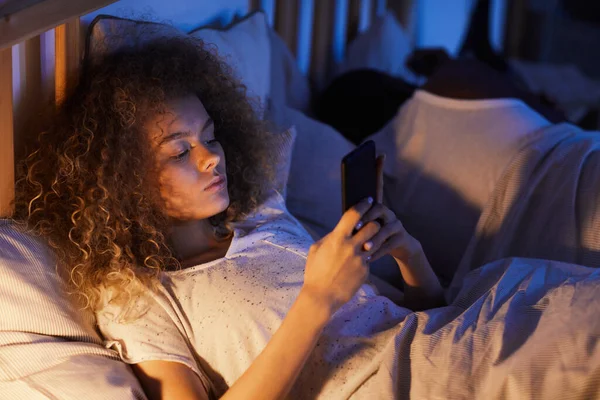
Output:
[190, 12, 270, 108]
[87, 12, 271, 110]
[268, 106, 354, 238]
[0, 221, 145, 399]
[336, 11, 419, 85]
[269, 126, 297, 198]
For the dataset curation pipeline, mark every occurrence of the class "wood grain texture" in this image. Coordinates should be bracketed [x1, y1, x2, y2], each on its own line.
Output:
[0, 47, 14, 217]
[275, 0, 299, 56]
[13, 36, 42, 163]
[310, 0, 335, 89]
[40, 29, 56, 107]
[0, 0, 115, 50]
[55, 18, 81, 105]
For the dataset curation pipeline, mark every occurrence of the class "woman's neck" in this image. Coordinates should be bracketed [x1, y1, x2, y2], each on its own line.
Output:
[168, 219, 231, 268]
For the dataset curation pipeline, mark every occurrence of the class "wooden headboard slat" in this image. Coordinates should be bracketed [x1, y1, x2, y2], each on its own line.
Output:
[310, 1, 335, 90]
[55, 18, 82, 105]
[0, 0, 116, 51]
[0, 48, 14, 217]
[275, 0, 300, 56]
[13, 36, 42, 164]
[40, 30, 56, 108]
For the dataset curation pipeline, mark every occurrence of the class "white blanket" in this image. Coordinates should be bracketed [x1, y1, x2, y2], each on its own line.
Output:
[357, 257, 600, 399]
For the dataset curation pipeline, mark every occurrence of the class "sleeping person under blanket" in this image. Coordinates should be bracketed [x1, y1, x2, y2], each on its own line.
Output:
[14, 36, 444, 399]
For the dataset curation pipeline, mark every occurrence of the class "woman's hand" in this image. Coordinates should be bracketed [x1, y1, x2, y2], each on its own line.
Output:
[354, 154, 423, 265]
[302, 197, 381, 315]
[359, 154, 444, 310]
[357, 202, 423, 265]
[219, 197, 383, 400]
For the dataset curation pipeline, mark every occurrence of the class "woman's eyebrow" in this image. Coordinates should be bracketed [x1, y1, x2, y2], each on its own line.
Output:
[159, 131, 191, 146]
[202, 117, 214, 132]
[159, 117, 214, 145]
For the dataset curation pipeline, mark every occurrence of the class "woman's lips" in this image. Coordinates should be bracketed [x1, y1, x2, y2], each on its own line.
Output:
[204, 175, 226, 192]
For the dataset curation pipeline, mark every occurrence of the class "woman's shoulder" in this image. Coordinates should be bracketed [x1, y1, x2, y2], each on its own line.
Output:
[233, 190, 313, 242]
[235, 190, 287, 227]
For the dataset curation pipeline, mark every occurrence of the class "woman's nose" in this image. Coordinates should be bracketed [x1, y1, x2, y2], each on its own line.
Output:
[196, 147, 220, 172]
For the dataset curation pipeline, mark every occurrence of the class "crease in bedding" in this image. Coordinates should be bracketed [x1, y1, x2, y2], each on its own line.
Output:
[357, 258, 600, 400]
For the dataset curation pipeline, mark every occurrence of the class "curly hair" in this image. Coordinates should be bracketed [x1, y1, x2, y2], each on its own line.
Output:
[13, 34, 276, 312]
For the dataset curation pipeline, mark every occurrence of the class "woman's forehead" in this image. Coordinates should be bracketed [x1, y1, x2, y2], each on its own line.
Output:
[165, 95, 209, 127]
[147, 95, 210, 140]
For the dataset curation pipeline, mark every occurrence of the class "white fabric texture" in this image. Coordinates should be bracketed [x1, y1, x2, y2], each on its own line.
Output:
[97, 193, 410, 399]
[189, 12, 270, 108]
[0, 220, 146, 400]
[87, 12, 271, 110]
[336, 11, 419, 85]
[362, 257, 600, 400]
[369, 90, 551, 284]
[97, 193, 600, 399]
[450, 122, 600, 297]
[266, 125, 296, 199]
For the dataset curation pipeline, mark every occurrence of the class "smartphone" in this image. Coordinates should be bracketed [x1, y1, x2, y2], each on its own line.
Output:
[341, 140, 377, 212]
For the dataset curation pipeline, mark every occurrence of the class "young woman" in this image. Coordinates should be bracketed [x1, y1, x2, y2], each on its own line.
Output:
[15, 36, 443, 399]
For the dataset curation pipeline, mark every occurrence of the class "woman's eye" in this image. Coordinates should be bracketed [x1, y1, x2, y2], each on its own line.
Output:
[171, 149, 190, 161]
[204, 139, 219, 146]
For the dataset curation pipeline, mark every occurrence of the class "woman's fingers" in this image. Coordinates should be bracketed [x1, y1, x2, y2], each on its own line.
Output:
[336, 197, 374, 237]
[352, 221, 381, 253]
[359, 203, 395, 226]
[364, 219, 404, 254]
[368, 240, 398, 262]
[368, 225, 422, 263]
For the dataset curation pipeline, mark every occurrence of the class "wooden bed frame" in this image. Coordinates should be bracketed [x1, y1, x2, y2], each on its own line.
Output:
[0, 0, 401, 218]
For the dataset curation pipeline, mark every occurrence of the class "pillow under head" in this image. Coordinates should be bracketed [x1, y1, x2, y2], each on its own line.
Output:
[86, 12, 271, 111]
[0, 221, 145, 399]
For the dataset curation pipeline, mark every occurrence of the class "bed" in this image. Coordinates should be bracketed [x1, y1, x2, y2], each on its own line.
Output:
[2, 1, 600, 399]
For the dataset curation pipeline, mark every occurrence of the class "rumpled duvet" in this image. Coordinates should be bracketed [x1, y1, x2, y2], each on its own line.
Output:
[358, 258, 600, 399]
[356, 123, 600, 399]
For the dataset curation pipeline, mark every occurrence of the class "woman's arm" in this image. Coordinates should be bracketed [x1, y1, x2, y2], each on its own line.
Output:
[132, 289, 331, 400]
[221, 288, 331, 399]
[359, 211, 445, 311]
[392, 242, 445, 311]
[132, 361, 210, 400]
[132, 197, 380, 400]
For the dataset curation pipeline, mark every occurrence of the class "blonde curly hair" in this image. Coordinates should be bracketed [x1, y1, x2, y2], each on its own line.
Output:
[13, 35, 276, 312]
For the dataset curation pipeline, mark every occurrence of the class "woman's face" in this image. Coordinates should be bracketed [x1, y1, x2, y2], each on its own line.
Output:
[148, 95, 229, 221]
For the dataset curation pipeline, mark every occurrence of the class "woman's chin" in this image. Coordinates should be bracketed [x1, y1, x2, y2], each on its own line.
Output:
[169, 193, 230, 222]
[204, 192, 230, 217]
[216, 195, 230, 214]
